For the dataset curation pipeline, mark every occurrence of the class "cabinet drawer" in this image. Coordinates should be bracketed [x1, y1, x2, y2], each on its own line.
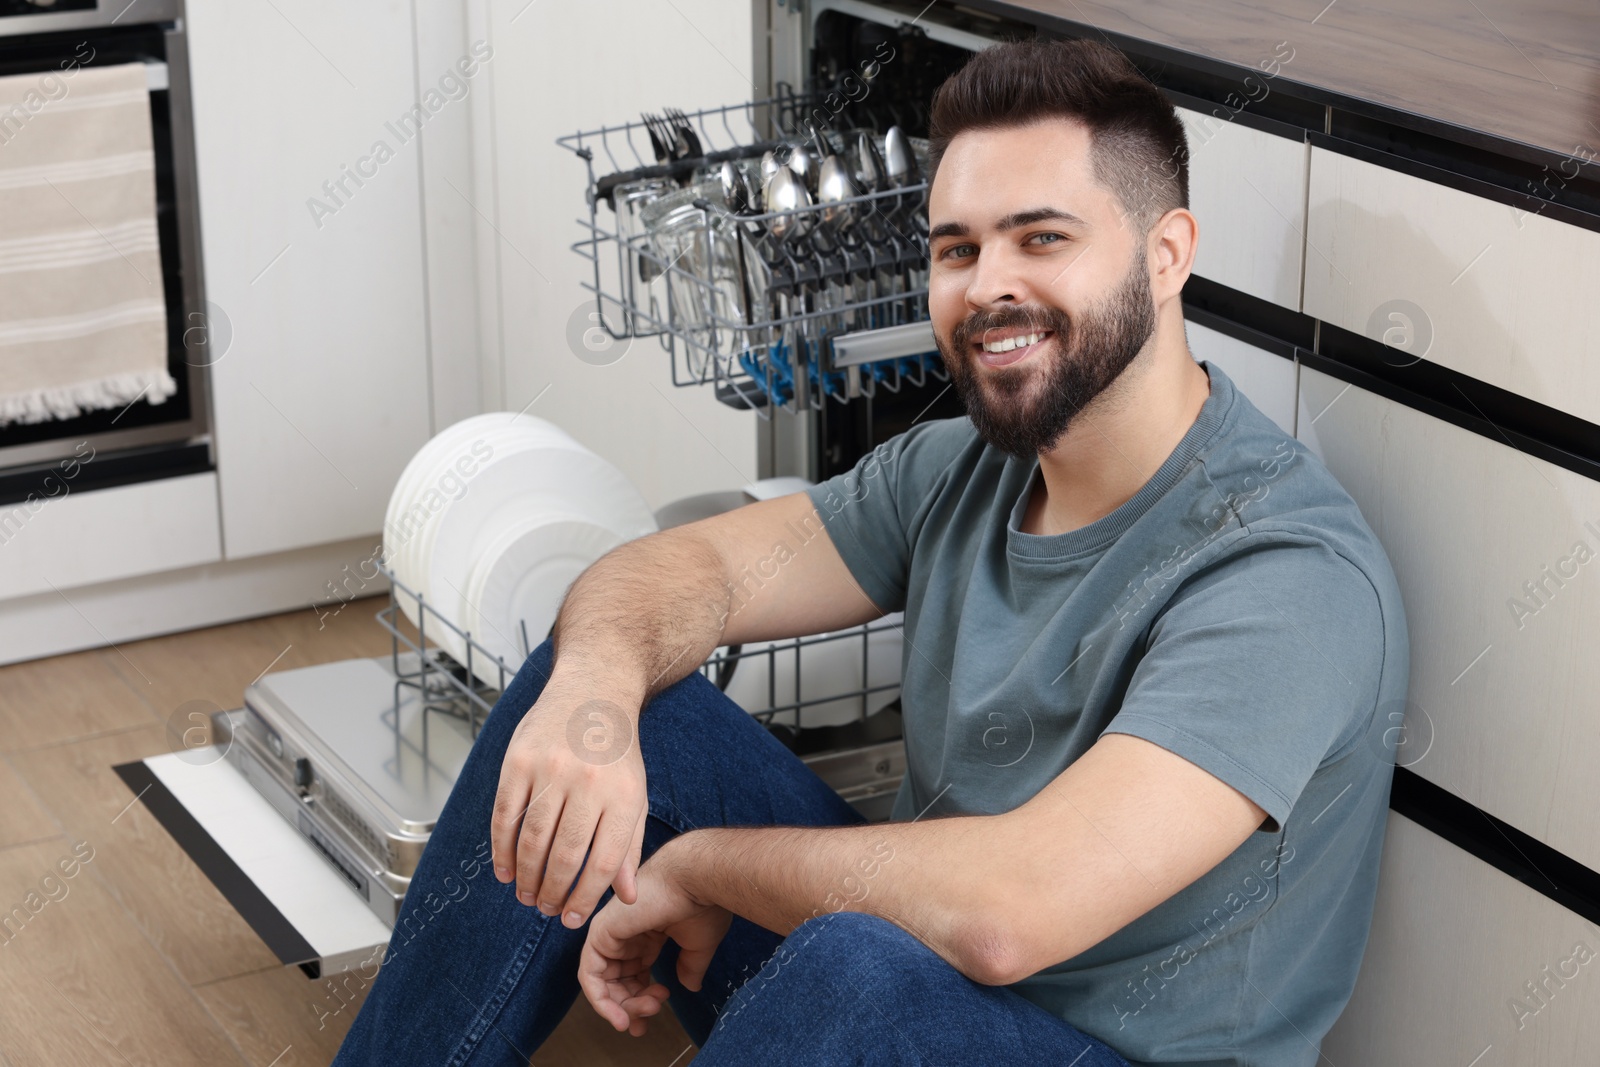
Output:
[1304, 147, 1600, 426]
[1177, 108, 1306, 310]
[1297, 367, 1600, 869]
[1186, 322, 1296, 434]
[1324, 814, 1600, 1064]
[0, 472, 222, 600]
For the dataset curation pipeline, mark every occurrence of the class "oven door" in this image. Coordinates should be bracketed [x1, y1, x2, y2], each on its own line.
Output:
[0, 0, 212, 486]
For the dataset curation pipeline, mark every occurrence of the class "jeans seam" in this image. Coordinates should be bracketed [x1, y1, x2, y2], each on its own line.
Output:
[443, 918, 552, 1067]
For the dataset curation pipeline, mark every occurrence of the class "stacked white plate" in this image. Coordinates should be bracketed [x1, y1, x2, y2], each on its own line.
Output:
[383, 413, 657, 686]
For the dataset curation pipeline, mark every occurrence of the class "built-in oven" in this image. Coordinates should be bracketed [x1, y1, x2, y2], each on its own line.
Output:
[0, 0, 211, 502]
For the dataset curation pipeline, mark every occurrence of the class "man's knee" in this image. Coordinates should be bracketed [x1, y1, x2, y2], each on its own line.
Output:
[787, 911, 914, 962]
[752, 912, 923, 993]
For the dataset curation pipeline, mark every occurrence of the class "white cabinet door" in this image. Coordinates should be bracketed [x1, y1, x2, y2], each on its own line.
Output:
[469, 0, 760, 510]
[1177, 108, 1306, 310]
[1304, 146, 1600, 426]
[185, 0, 433, 560]
[1297, 366, 1600, 870]
[1185, 322, 1297, 434]
[1324, 815, 1600, 1065]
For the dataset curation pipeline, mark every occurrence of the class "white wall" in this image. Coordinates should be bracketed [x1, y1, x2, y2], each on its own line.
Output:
[468, 0, 763, 509]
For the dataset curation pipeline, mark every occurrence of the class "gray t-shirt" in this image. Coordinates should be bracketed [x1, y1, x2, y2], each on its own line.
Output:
[803, 359, 1410, 1067]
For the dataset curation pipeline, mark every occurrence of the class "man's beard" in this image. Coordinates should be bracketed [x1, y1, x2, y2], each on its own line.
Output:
[936, 251, 1157, 458]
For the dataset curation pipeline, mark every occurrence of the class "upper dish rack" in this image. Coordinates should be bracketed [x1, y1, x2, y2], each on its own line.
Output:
[557, 92, 948, 417]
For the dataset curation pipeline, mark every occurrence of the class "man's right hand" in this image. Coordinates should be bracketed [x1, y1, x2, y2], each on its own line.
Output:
[490, 668, 649, 928]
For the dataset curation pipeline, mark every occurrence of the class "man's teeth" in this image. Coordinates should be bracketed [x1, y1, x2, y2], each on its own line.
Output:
[982, 332, 1045, 354]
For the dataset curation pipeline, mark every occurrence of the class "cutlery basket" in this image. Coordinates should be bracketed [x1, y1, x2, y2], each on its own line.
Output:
[557, 91, 947, 417]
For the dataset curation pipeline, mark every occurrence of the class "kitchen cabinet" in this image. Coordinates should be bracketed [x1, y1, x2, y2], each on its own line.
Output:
[465, 0, 761, 510]
[0, 473, 221, 602]
[184, 0, 434, 561]
[1304, 146, 1600, 428]
[1296, 365, 1600, 871]
[1177, 107, 1307, 312]
[1323, 813, 1600, 1065]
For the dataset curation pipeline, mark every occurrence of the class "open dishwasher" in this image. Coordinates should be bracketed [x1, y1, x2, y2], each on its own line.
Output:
[112, 0, 1000, 978]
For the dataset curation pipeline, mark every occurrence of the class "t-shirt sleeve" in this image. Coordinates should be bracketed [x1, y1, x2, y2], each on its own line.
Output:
[1102, 533, 1386, 833]
[801, 417, 971, 616]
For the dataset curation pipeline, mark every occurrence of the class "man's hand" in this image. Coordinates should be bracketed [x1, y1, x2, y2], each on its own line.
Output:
[578, 838, 732, 1036]
[490, 668, 649, 928]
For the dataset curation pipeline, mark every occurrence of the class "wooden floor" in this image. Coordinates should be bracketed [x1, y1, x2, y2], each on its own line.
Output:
[0, 595, 695, 1066]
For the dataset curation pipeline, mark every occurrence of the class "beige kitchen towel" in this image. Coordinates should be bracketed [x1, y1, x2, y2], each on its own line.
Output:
[0, 62, 174, 427]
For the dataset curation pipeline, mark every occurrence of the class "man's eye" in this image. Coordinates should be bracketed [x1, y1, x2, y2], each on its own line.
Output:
[940, 243, 976, 261]
[1028, 232, 1067, 246]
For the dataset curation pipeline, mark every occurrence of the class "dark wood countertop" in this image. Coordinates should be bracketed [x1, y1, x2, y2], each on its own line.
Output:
[965, 0, 1599, 171]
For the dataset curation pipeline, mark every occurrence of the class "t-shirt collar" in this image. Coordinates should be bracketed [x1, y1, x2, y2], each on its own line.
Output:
[1004, 359, 1234, 561]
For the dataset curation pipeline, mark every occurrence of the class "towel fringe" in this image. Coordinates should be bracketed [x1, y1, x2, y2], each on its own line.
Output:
[0, 369, 179, 427]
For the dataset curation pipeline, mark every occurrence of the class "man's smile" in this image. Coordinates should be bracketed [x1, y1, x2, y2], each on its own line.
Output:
[975, 327, 1054, 368]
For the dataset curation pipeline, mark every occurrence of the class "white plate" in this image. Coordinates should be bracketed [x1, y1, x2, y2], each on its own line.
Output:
[385, 415, 586, 631]
[398, 417, 583, 592]
[423, 446, 657, 670]
[455, 512, 626, 686]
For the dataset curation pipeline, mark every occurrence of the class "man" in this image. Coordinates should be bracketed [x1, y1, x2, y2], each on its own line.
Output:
[334, 36, 1409, 1066]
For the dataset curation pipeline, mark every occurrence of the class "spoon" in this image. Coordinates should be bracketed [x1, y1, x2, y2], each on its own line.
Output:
[884, 125, 920, 187]
[817, 155, 858, 233]
[854, 129, 887, 193]
[763, 165, 812, 242]
[784, 141, 816, 192]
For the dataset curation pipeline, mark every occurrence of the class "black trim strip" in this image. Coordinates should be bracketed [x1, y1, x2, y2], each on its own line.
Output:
[1391, 768, 1600, 927]
[1182, 275, 1311, 356]
[1310, 322, 1600, 485]
[113, 760, 318, 967]
[0, 441, 211, 509]
[1162, 86, 1313, 145]
[1181, 275, 1600, 485]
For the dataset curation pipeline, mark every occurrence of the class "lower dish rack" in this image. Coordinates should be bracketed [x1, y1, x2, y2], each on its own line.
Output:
[376, 561, 907, 818]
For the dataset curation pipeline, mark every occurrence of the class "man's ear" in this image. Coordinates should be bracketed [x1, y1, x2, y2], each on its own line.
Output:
[1148, 207, 1198, 304]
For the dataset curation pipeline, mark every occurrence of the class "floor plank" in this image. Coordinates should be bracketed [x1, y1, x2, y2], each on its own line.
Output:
[0, 756, 54, 852]
[0, 839, 243, 1066]
[0, 647, 156, 753]
[13, 724, 280, 987]
[193, 965, 370, 1067]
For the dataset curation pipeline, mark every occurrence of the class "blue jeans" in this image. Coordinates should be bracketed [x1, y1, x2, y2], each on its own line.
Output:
[333, 637, 1133, 1066]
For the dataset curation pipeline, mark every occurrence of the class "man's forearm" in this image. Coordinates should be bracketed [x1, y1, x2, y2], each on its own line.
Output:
[665, 818, 1022, 985]
[548, 530, 731, 706]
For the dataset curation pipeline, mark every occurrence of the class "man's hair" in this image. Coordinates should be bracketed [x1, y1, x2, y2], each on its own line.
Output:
[928, 38, 1189, 232]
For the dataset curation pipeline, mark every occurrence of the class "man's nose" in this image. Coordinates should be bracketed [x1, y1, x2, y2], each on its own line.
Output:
[964, 247, 1033, 310]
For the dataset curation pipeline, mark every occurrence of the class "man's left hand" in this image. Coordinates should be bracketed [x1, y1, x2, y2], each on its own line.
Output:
[578, 836, 732, 1036]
